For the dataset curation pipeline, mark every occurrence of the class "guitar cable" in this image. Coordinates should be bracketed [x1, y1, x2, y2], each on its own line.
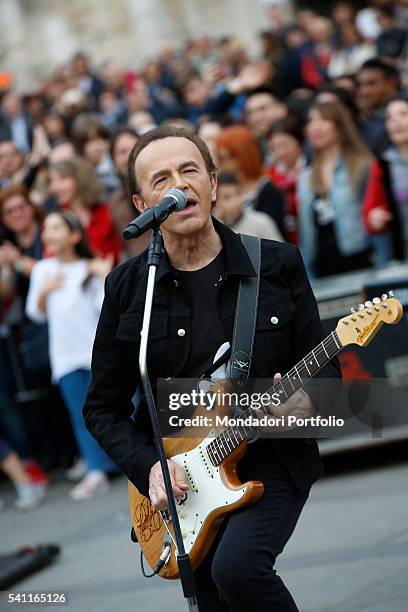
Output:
[140, 535, 172, 578]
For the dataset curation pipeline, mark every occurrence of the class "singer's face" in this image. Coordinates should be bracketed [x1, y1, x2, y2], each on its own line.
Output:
[132, 137, 217, 236]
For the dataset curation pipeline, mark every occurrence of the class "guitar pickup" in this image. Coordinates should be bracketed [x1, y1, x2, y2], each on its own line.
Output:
[182, 460, 198, 492]
[199, 444, 214, 478]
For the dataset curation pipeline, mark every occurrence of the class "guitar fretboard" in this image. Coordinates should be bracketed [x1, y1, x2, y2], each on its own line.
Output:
[206, 331, 342, 467]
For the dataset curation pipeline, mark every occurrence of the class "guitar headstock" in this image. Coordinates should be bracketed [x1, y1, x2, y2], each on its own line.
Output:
[336, 292, 403, 348]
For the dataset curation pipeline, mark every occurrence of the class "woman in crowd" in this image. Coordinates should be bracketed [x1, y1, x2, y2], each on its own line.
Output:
[215, 124, 286, 237]
[328, 21, 375, 79]
[0, 186, 55, 482]
[0, 186, 42, 280]
[109, 127, 149, 258]
[363, 96, 408, 263]
[26, 210, 117, 500]
[71, 113, 120, 200]
[266, 115, 306, 244]
[49, 157, 121, 262]
[297, 101, 372, 277]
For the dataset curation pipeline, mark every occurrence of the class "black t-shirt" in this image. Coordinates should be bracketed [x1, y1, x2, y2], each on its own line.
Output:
[175, 251, 227, 378]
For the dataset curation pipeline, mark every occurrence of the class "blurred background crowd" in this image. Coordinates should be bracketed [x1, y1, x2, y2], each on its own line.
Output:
[0, 0, 407, 509]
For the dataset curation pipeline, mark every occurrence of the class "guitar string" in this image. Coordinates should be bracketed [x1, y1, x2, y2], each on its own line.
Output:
[168, 332, 343, 475]
[174, 334, 341, 473]
[207, 333, 342, 465]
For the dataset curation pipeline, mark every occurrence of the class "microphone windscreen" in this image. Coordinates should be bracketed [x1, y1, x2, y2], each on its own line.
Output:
[166, 188, 187, 211]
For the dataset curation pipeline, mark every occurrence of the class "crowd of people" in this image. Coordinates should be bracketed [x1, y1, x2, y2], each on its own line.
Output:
[0, 0, 407, 508]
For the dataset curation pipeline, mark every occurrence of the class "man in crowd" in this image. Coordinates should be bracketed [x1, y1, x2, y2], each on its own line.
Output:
[357, 58, 401, 154]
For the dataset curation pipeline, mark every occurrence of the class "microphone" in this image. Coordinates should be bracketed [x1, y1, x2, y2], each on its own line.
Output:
[123, 188, 187, 240]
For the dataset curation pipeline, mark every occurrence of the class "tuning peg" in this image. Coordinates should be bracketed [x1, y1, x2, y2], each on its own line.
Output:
[389, 290, 394, 297]
[365, 301, 373, 307]
[373, 297, 381, 304]
[358, 304, 365, 311]
[350, 307, 356, 313]
[381, 294, 388, 301]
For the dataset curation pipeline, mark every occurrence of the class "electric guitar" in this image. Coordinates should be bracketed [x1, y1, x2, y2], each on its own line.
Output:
[128, 295, 403, 579]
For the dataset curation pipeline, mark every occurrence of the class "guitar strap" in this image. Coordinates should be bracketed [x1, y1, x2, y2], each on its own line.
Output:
[228, 234, 261, 386]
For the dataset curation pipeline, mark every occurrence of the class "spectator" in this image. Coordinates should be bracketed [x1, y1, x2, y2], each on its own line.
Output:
[99, 88, 127, 130]
[363, 96, 408, 263]
[197, 119, 223, 165]
[216, 124, 286, 237]
[0, 141, 27, 189]
[376, 6, 408, 60]
[125, 77, 182, 125]
[299, 16, 334, 89]
[357, 58, 401, 154]
[214, 172, 282, 241]
[298, 101, 372, 278]
[71, 113, 120, 200]
[70, 51, 104, 109]
[328, 22, 376, 79]
[0, 92, 33, 153]
[0, 127, 50, 194]
[331, 1, 358, 30]
[110, 127, 149, 258]
[266, 115, 306, 244]
[26, 211, 116, 500]
[0, 186, 66, 473]
[42, 113, 67, 146]
[49, 157, 121, 261]
[0, 186, 43, 293]
[244, 89, 287, 162]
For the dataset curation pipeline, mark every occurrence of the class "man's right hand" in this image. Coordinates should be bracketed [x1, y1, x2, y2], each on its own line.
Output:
[149, 459, 189, 511]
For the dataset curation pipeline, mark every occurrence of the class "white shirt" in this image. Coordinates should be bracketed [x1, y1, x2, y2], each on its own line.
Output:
[26, 258, 104, 382]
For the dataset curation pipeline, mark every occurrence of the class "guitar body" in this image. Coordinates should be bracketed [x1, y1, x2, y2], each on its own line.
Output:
[128, 403, 264, 579]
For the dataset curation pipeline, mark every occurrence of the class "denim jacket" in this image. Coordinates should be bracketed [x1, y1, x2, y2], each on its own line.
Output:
[297, 157, 370, 277]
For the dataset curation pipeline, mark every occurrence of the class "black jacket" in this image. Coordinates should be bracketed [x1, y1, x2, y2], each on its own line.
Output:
[83, 219, 341, 496]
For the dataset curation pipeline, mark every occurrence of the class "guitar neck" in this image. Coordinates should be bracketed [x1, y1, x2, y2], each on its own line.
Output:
[206, 331, 343, 467]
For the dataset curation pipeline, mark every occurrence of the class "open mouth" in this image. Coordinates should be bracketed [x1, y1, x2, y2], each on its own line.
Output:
[178, 197, 197, 213]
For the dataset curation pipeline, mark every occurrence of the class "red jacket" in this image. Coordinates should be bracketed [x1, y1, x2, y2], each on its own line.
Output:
[64, 202, 121, 261]
[362, 160, 391, 234]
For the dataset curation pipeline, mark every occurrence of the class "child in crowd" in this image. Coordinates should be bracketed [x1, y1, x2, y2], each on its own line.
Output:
[26, 211, 117, 500]
[214, 172, 283, 241]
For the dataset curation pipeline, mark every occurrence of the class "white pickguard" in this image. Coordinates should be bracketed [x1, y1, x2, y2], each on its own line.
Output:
[163, 430, 247, 555]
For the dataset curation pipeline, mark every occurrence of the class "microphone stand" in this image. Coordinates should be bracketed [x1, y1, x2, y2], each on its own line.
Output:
[138, 227, 199, 612]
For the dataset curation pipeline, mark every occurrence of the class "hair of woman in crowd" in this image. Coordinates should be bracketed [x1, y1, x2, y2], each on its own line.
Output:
[307, 100, 372, 197]
[50, 157, 102, 206]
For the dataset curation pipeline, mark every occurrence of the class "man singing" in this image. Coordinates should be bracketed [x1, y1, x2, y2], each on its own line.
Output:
[83, 126, 341, 610]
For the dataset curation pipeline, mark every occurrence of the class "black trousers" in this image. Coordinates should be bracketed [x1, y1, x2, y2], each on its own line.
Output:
[194, 441, 310, 611]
